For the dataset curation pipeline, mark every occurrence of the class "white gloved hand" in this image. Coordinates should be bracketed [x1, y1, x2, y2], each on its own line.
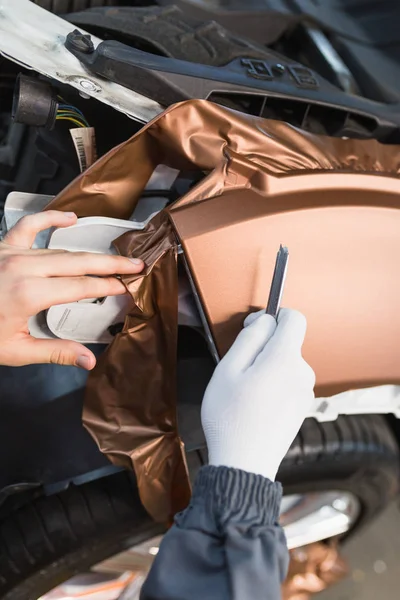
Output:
[201, 308, 316, 481]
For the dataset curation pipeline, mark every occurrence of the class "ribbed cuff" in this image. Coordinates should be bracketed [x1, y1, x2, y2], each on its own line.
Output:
[177, 465, 282, 530]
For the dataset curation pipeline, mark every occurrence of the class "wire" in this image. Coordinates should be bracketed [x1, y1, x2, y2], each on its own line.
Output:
[58, 110, 86, 120]
[55, 98, 90, 128]
[57, 111, 88, 127]
[58, 103, 87, 119]
[56, 109, 88, 128]
[57, 110, 86, 122]
[56, 115, 86, 128]
[59, 105, 90, 126]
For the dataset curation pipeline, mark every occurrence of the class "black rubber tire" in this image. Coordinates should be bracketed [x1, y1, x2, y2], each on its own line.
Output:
[0, 415, 398, 599]
[0, 471, 164, 600]
[278, 414, 400, 531]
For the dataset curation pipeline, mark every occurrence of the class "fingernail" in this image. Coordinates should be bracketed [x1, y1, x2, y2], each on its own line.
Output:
[129, 258, 143, 265]
[76, 355, 92, 370]
[64, 212, 77, 219]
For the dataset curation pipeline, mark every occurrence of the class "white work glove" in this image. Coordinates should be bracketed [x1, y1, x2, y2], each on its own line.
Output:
[201, 308, 315, 481]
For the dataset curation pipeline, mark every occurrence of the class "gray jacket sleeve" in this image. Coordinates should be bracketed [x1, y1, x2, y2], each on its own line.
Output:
[140, 465, 289, 600]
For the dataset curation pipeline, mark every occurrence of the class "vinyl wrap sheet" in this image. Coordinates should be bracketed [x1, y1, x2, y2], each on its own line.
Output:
[282, 543, 348, 600]
[47, 99, 400, 522]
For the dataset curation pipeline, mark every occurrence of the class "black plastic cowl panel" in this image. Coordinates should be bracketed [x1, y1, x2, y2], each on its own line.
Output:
[67, 38, 400, 141]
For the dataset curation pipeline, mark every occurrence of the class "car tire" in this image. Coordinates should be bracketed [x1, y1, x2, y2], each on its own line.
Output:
[0, 471, 164, 600]
[278, 415, 399, 532]
[0, 415, 398, 599]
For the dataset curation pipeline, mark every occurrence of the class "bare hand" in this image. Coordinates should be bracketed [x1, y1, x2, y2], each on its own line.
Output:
[0, 211, 143, 369]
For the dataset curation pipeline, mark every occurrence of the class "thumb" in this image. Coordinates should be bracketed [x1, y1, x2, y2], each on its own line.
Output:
[222, 313, 277, 372]
[14, 338, 96, 369]
[243, 308, 266, 328]
[273, 308, 307, 351]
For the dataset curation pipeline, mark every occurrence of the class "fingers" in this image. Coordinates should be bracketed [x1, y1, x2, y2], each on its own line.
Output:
[275, 308, 308, 350]
[254, 308, 311, 374]
[222, 313, 277, 372]
[246, 308, 307, 352]
[4, 211, 77, 249]
[244, 309, 265, 328]
[300, 359, 317, 390]
[11, 338, 96, 369]
[2, 211, 144, 277]
[274, 310, 315, 387]
[27, 275, 128, 313]
[25, 250, 143, 277]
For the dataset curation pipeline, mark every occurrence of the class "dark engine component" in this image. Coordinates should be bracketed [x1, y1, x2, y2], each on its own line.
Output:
[159, 0, 400, 104]
[12, 74, 58, 129]
[65, 29, 400, 143]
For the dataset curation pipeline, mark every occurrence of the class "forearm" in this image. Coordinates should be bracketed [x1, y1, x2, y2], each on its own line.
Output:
[141, 466, 289, 600]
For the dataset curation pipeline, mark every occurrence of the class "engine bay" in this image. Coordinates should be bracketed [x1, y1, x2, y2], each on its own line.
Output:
[2, 0, 400, 219]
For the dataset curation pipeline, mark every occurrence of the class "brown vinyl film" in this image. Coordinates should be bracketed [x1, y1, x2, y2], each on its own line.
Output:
[47, 99, 400, 521]
[170, 180, 400, 396]
[282, 542, 348, 600]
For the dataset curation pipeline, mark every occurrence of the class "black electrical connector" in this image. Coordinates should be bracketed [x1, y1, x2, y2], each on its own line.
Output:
[12, 74, 58, 130]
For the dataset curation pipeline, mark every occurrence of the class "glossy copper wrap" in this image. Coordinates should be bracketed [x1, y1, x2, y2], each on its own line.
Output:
[47, 99, 400, 521]
[83, 211, 191, 521]
[171, 180, 400, 396]
[282, 543, 348, 600]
